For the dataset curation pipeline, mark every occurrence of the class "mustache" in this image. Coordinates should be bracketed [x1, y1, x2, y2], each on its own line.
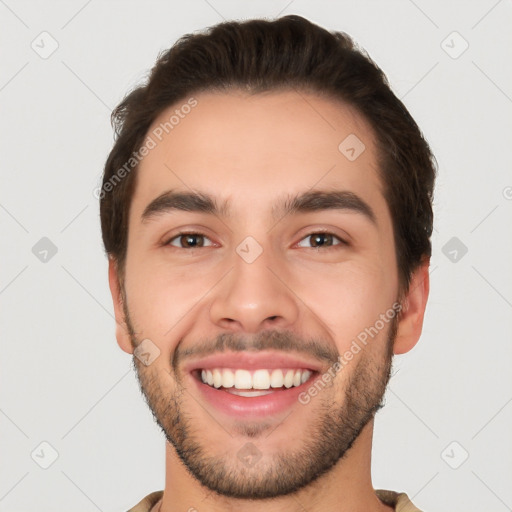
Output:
[172, 330, 340, 373]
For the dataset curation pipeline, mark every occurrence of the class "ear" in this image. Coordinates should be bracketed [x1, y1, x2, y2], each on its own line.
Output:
[108, 257, 134, 354]
[393, 258, 430, 355]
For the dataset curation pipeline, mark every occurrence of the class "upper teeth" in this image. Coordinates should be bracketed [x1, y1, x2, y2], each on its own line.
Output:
[200, 368, 312, 390]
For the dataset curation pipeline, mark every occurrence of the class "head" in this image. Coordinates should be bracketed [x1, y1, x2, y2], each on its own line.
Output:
[101, 15, 434, 500]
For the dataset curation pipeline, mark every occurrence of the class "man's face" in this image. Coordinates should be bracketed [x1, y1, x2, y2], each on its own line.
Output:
[116, 90, 401, 499]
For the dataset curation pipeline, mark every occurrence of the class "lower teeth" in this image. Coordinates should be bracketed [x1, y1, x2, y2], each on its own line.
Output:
[225, 389, 275, 397]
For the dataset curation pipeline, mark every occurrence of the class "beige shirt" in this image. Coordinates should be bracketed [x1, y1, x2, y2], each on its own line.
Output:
[126, 489, 423, 511]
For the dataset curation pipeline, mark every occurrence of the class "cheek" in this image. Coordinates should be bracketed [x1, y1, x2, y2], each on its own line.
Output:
[123, 257, 204, 338]
[294, 260, 395, 348]
[125, 253, 237, 350]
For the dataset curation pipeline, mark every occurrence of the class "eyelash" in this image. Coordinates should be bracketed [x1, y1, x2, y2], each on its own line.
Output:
[163, 231, 348, 250]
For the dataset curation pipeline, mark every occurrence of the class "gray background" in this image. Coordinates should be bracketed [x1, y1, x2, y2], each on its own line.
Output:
[1, 1, 511, 511]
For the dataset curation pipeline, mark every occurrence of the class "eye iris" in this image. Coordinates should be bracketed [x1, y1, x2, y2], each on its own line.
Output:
[182, 234, 203, 247]
[310, 233, 332, 247]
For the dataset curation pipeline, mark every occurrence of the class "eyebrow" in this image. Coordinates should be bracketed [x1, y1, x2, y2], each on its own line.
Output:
[141, 189, 377, 226]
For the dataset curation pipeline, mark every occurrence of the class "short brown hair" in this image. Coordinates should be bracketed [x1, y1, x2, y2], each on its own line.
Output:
[100, 15, 436, 295]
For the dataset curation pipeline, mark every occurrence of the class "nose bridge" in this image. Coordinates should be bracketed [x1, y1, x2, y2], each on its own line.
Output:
[209, 236, 299, 332]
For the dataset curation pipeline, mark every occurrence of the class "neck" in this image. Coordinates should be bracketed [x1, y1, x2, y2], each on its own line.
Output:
[157, 419, 393, 512]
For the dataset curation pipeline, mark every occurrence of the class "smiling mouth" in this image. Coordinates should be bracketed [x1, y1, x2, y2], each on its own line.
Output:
[193, 367, 317, 397]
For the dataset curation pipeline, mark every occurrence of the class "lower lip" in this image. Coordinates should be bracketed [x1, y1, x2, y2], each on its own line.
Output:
[191, 372, 318, 418]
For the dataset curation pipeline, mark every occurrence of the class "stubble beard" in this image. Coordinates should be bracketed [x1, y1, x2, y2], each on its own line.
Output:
[123, 297, 397, 500]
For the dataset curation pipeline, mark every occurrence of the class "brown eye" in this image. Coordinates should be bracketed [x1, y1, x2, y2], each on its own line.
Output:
[167, 233, 213, 248]
[297, 232, 346, 249]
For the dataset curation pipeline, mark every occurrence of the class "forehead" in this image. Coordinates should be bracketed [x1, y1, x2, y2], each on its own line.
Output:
[131, 89, 388, 227]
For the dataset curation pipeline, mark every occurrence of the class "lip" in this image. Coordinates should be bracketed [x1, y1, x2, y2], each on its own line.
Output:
[190, 369, 320, 418]
[184, 350, 324, 374]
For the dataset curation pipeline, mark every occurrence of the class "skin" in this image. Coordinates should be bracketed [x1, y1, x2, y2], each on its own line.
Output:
[108, 90, 430, 512]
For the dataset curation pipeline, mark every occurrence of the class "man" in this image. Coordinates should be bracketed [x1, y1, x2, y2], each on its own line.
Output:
[100, 15, 435, 512]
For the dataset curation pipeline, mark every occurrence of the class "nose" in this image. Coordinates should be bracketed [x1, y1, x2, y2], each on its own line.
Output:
[209, 244, 300, 333]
